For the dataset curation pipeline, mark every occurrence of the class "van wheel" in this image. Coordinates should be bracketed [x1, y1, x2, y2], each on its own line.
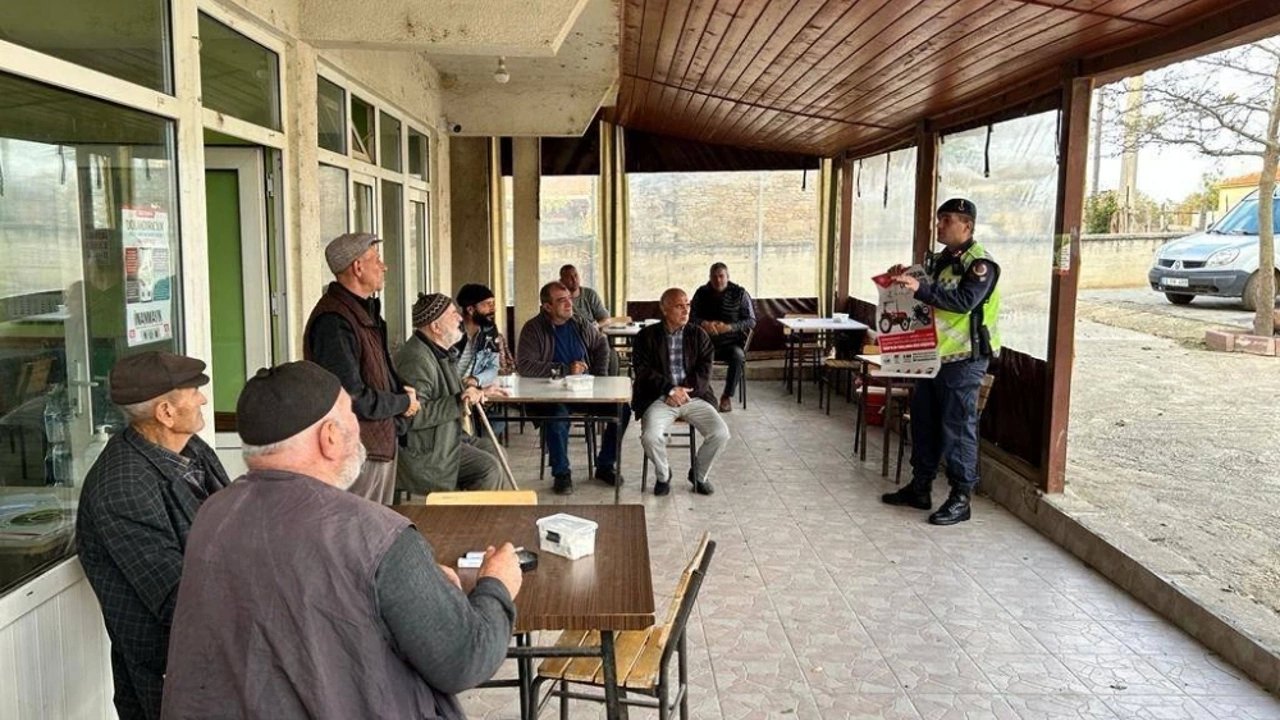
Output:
[1241, 270, 1280, 312]
[1164, 293, 1194, 305]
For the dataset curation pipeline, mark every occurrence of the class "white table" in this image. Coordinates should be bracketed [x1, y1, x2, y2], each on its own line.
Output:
[601, 319, 660, 338]
[778, 317, 870, 402]
[486, 376, 632, 502]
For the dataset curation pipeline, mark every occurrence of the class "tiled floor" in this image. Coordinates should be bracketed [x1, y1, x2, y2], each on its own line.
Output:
[458, 381, 1280, 719]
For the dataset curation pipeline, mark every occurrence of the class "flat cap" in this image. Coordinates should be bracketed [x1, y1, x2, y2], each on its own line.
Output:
[110, 351, 209, 405]
[236, 361, 343, 446]
[325, 232, 381, 275]
[937, 197, 977, 220]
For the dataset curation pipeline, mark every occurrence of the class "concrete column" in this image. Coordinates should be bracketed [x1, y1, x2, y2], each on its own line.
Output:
[284, 40, 322, 357]
[448, 137, 493, 289]
[512, 137, 541, 347]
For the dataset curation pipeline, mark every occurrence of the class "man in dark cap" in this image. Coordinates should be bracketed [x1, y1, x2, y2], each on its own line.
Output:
[161, 362, 521, 720]
[76, 351, 231, 720]
[395, 293, 506, 496]
[304, 232, 420, 504]
[882, 198, 1002, 526]
[454, 283, 510, 391]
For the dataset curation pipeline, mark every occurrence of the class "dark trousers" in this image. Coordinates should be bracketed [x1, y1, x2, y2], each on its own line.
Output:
[538, 403, 631, 477]
[908, 357, 988, 493]
[111, 646, 162, 720]
[713, 343, 745, 398]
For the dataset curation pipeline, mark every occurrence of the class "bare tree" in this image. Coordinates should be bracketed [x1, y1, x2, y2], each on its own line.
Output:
[1103, 40, 1280, 336]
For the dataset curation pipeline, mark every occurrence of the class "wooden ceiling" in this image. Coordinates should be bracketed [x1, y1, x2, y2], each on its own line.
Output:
[612, 0, 1280, 158]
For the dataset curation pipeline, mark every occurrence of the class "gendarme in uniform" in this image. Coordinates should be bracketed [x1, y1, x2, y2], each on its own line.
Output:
[882, 197, 1001, 526]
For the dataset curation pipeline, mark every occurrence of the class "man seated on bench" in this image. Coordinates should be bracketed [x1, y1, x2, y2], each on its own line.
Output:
[632, 288, 731, 496]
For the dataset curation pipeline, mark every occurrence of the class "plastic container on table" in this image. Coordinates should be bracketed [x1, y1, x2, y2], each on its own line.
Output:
[535, 513, 598, 560]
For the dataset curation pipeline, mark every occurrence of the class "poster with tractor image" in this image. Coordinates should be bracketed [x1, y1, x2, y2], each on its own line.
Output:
[871, 265, 939, 377]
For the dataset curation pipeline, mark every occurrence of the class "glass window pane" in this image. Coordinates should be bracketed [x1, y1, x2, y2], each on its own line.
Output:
[198, 13, 280, 130]
[0, 0, 172, 92]
[539, 175, 600, 288]
[317, 76, 346, 154]
[410, 199, 429, 289]
[380, 181, 405, 350]
[408, 130, 428, 180]
[351, 96, 375, 164]
[627, 170, 819, 300]
[379, 112, 401, 172]
[353, 181, 374, 233]
[0, 70, 181, 593]
[939, 112, 1059, 358]
[850, 149, 917, 302]
[318, 165, 349, 238]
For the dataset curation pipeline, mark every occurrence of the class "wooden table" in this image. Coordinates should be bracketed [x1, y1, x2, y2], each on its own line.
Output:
[487, 377, 633, 503]
[777, 317, 870, 403]
[395, 504, 654, 720]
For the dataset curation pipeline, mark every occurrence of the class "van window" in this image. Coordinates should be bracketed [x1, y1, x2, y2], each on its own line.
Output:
[1213, 196, 1280, 235]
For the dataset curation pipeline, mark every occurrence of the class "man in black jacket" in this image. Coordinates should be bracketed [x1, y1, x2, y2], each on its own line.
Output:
[516, 281, 630, 494]
[77, 351, 231, 720]
[633, 288, 731, 496]
[303, 232, 420, 504]
[689, 262, 756, 412]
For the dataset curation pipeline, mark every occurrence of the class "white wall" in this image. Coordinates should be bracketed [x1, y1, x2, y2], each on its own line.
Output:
[0, 560, 114, 720]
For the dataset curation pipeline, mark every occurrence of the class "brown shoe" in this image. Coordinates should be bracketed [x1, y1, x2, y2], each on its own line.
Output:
[718, 395, 732, 413]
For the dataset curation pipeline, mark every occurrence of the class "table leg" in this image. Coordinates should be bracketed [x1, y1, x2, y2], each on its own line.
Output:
[881, 387, 894, 477]
[600, 630, 621, 719]
[858, 374, 869, 461]
[614, 404, 624, 505]
[517, 633, 533, 720]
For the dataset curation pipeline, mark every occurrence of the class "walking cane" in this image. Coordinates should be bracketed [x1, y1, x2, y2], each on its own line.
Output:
[471, 399, 519, 490]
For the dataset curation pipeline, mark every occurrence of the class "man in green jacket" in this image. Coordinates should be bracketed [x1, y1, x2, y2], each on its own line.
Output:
[395, 293, 506, 496]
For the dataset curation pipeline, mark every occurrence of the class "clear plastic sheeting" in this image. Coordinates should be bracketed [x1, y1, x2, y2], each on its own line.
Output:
[939, 112, 1059, 359]
[849, 149, 916, 304]
[627, 171, 818, 301]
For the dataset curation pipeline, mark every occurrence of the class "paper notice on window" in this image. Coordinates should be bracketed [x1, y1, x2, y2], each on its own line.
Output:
[122, 206, 173, 347]
[871, 265, 939, 377]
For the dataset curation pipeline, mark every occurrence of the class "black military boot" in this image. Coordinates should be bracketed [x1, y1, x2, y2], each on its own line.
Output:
[881, 485, 932, 510]
[928, 489, 971, 525]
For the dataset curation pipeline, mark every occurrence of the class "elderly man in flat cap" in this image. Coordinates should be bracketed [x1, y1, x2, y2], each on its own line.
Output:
[76, 351, 231, 720]
[161, 362, 521, 720]
[304, 232, 420, 504]
[395, 293, 507, 496]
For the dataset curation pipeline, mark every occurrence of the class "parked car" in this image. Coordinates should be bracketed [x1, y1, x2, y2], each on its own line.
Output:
[1148, 188, 1280, 309]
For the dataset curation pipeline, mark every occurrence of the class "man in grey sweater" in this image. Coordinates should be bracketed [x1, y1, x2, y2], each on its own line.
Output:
[161, 361, 521, 719]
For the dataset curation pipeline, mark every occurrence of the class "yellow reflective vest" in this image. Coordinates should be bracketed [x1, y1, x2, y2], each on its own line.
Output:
[929, 242, 1002, 363]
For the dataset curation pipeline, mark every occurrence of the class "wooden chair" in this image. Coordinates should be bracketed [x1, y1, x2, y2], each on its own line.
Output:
[424, 489, 538, 505]
[818, 357, 860, 415]
[640, 418, 698, 492]
[893, 373, 996, 483]
[534, 533, 716, 720]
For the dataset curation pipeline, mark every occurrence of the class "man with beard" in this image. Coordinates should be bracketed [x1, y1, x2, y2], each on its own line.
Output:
[454, 283, 509, 391]
[161, 361, 521, 719]
[396, 293, 506, 495]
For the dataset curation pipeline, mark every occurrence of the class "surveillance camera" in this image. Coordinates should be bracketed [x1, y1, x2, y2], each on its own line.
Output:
[445, 120, 462, 134]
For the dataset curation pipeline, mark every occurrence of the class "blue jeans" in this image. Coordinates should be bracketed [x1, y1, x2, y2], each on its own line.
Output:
[908, 358, 988, 493]
[539, 403, 631, 477]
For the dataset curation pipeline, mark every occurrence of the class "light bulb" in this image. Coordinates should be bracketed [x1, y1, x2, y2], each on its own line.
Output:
[494, 57, 510, 84]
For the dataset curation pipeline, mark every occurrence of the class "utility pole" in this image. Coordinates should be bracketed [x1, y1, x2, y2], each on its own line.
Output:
[1091, 92, 1104, 196]
[1118, 74, 1144, 232]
